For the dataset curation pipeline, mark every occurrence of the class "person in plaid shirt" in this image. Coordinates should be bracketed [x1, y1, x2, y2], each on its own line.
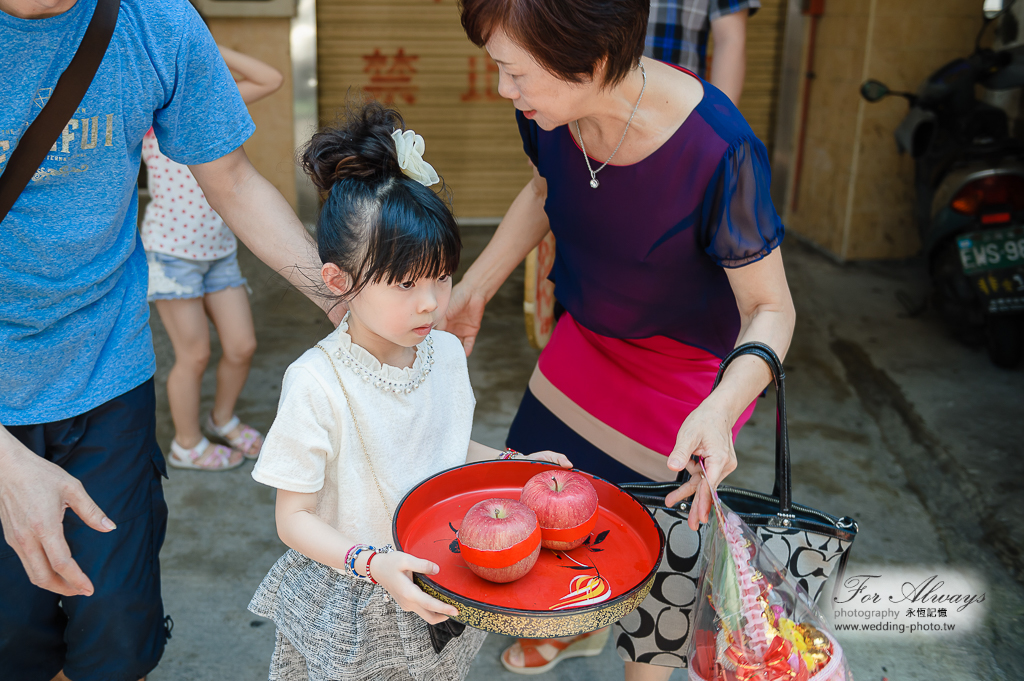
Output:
[644, 0, 759, 103]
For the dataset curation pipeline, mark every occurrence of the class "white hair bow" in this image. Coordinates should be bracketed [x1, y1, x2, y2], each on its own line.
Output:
[391, 128, 439, 187]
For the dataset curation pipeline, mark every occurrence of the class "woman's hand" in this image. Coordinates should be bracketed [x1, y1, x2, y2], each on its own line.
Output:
[369, 551, 460, 625]
[438, 281, 487, 357]
[663, 250, 794, 532]
[438, 167, 550, 358]
[665, 400, 738, 531]
[520, 450, 573, 468]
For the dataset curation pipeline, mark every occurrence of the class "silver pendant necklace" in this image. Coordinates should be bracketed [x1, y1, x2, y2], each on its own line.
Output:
[574, 61, 646, 189]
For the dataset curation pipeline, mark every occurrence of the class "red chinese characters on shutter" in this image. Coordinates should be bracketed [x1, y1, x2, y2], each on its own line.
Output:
[363, 48, 419, 105]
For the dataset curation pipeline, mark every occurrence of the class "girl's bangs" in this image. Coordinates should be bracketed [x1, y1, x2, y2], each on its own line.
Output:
[362, 219, 461, 286]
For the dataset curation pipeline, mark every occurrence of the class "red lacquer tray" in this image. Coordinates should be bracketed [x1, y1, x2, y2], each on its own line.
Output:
[392, 460, 665, 637]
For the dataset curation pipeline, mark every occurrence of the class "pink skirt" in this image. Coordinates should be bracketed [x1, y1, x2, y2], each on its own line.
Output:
[525, 313, 756, 482]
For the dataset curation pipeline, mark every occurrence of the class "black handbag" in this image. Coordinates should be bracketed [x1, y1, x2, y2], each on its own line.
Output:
[618, 342, 858, 650]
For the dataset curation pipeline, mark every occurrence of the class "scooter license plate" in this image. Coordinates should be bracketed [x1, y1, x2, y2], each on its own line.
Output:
[957, 226, 1024, 313]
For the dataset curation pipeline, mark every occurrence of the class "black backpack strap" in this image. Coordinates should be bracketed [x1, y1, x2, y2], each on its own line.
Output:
[0, 0, 120, 224]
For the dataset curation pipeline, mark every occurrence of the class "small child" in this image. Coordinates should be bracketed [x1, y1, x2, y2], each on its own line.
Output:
[247, 101, 571, 681]
[142, 45, 283, 470]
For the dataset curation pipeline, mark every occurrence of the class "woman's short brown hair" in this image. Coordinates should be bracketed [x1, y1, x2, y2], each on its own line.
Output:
[459, 0, 648, 87]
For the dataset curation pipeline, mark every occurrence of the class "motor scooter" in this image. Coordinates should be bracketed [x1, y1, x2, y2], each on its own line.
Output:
[861, 0, 1024, 368]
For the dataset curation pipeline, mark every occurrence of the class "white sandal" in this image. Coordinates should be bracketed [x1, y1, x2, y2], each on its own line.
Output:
[204, 414, 263, 460]
[168, 437, 244, 471]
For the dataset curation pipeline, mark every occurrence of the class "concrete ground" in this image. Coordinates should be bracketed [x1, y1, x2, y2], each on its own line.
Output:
[146, 226, 1024, 681]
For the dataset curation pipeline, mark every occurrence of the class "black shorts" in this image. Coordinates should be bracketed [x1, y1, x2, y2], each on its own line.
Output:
[0, 379, 169, 681]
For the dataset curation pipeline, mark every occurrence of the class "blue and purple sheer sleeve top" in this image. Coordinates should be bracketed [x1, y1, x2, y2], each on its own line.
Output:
[516, 69, 783, 359]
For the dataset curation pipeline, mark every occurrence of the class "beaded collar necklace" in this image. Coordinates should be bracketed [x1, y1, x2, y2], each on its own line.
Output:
[330, 323, 435, 396]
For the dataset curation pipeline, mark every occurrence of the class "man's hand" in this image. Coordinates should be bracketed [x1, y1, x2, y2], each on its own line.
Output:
[0, 430, 115, 596]
[326, 301, 348, 328]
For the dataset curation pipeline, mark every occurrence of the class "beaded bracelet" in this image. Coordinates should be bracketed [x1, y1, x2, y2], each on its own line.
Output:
[345, 543, 375, 580]
[365, 551, 380, 585]
[364, 544, 394, 585]
[498, 448, 521, 460]
[343, 544, 360, 573]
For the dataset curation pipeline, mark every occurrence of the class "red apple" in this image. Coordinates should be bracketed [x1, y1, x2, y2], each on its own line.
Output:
[520, 470, 599, 550]
[458, 498, 541, 583]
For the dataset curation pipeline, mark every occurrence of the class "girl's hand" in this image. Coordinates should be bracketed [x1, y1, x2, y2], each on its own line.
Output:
[665, 400, 737, 532]
[369, 551, 460, 625]
[520, 450, 573, 468]
[217, 44, 284, 104]
[437, 282, 487, 357]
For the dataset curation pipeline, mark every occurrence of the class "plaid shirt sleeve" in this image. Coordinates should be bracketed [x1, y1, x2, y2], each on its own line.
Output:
[645, 0, 760, 74]
[645, 0, 705, 71]
[708, 0, 760, 23]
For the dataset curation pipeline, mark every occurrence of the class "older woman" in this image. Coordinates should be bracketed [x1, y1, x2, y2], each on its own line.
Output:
[444, 1, 795, 678]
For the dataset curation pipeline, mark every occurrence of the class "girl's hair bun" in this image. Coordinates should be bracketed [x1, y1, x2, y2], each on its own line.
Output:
[305, 98, 460, 306]
[301, 100, 405, 194]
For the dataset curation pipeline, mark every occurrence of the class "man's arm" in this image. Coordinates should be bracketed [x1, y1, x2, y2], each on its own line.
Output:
[189, 147, 344, 322]
[710, 10, 749, 105]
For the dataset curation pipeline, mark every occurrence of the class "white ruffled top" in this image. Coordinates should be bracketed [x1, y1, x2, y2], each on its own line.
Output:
[252, 323, 476, 552]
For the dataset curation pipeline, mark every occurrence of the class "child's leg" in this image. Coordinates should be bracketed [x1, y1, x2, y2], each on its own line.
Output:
[154, 297, 212, 449]
[203, 285, 257, 431]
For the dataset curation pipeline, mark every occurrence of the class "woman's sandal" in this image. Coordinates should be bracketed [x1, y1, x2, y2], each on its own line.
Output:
[168, 437, 245, 471]
[204, 413, 263, 460]
[499, 627, 610, 675]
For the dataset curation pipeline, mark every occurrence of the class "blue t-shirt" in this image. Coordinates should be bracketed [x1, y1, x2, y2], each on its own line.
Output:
[0, 0, 256, 425]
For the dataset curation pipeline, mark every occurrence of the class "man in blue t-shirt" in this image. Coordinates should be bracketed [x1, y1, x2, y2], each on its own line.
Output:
[0, 1, 330, 679]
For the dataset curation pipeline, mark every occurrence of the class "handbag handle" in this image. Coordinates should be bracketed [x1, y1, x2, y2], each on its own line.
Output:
[701, 341, 793, 515]
[0, 0, 119, 224]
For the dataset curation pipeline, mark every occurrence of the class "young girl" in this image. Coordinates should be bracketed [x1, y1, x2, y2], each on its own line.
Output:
[247, 101, 571, 681]
[142, 45, 283, 470]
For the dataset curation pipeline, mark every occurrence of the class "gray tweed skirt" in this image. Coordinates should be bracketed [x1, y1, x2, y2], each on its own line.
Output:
[249, 550, 486, 681]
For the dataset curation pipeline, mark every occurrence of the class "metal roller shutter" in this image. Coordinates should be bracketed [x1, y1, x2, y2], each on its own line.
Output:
[316, 1, 786, 215]
[316, 0, 532, 219]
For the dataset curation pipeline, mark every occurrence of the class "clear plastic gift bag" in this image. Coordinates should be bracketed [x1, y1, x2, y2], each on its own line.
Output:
[687, 463, 852, 681]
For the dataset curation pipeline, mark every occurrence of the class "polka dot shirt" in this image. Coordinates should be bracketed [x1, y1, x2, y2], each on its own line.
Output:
[140, 128, 237, 261]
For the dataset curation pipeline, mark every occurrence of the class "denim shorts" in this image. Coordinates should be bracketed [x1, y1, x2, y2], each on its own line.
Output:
[0, 379, 169, 681]
[146, 250, 247, 301]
